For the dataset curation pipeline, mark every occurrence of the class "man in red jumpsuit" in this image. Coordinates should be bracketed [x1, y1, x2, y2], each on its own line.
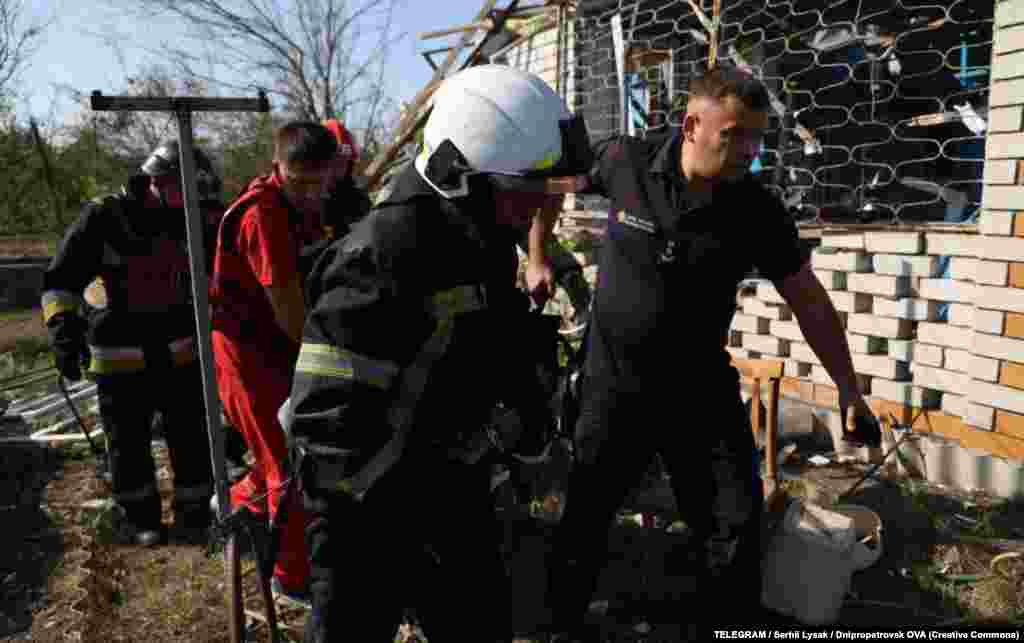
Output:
[210, 121, 337, 602]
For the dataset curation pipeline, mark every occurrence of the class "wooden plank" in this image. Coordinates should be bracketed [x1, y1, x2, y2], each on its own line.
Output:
[731, 357, 784, 380]
[364, 0, 501, 189]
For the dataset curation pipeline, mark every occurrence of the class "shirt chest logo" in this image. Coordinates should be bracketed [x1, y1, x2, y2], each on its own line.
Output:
[615, 210, 656, 234]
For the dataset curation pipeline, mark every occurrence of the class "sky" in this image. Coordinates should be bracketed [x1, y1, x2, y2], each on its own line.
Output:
[17, 0, 489, 128]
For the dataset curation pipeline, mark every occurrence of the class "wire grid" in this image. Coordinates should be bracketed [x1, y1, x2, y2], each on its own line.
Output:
[570, 0, 993, 224]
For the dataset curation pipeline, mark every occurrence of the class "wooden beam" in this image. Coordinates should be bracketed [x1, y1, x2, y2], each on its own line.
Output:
[419, 19, 495, 41]
[365, 0, 501, 189]
[685, 0, 713, 33]
[709, 0, 722, 69]
[732, 357, 784, 380]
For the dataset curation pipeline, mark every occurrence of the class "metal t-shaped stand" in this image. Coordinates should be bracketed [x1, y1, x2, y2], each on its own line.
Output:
[88, 91, 270, 531]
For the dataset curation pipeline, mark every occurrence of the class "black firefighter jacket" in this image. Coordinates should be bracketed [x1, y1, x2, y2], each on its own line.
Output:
[286, 163, 550, 499]
[40, 175, 214, 376]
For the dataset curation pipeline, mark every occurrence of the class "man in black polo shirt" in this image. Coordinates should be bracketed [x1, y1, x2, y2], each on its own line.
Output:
[546, 66, 881, 639]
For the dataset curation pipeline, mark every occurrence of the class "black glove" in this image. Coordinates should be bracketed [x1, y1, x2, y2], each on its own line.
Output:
[54, 342, 87, 381]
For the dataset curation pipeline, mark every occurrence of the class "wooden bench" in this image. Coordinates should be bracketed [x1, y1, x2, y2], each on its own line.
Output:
[731, 357, 786, 509]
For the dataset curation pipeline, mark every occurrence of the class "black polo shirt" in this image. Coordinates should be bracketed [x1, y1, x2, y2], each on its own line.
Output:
[584, 131, 808, 392]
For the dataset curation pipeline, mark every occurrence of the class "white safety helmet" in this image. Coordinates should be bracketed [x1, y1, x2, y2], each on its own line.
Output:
[416, 65, 593, 199]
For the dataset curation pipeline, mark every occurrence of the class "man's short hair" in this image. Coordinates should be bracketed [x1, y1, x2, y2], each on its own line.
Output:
[274, 121, 338, 166]
[687, 65, 771, 112]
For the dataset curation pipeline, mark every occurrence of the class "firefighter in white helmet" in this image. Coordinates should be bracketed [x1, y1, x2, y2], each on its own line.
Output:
[282, 64, 593, 641]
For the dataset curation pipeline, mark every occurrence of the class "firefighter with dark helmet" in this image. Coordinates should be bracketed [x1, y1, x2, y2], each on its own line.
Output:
[40, 140, 219, 547]
[281, 64, 594, 641]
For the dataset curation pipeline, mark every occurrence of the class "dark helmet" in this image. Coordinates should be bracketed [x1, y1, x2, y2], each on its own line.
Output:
[141, 140, 221, 202]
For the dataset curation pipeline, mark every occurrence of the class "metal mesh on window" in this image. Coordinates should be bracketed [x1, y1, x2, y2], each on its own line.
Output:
[571, 0, 993, 224]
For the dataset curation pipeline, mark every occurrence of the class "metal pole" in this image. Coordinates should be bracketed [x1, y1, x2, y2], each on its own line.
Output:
[174, 109, 231, 525]
[90, 91, 269, 527]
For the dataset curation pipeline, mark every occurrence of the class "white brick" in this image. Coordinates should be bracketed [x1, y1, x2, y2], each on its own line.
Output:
[742, 298, 792, 320]
[757, 282, 786, 304]
[820, 233, 865, 250]
[726, 347, 751, 361]
[987, 132, 1024, 159]
[949, 257, 979, 282]
[946, 348, 972, 373]
[989, 104, 1024, 132]
[873, 254, 941, 277]
[995, 26, 1024, 56]
[871, 378, 942, 408]
[888, 339, 914, 363]
[948, 303, 975, 328]
[991, 77, 1024, 107]
[942, 393, 968, 418]
[974, 285, 1024, 314]
[973, 331, 1024, 363]
[770, 320, 805, 343]
[784, 360, 811, 378]
[742, 333, 789, 356]
[847, 333, 887, 354]
[812, 249, 873, 272]
[985, 186, 1024, 212]
[911, 364, 972, 395]
[970, 380, 1024, 415]
[981, 211, 1018, 236]
[918, 322, 974, 350]
[973, 308, 1006, 335]
[811, 366, 871, 391]
[864, 231, 924, 254]
[851, 353, 910, 380]
[998, 0, 1024, 29]
[846, 314, 913, 339]
[970, 354, 1003, 382]
[964, 403, 996, 431]
[813, 269, 847, 290]
[872, 297, 940, 321]
[827, 291, 873, 313]
[917, 279, 975, 304]
[846, 273, 912, 298]
[977, 236, 1024, 263]
[985, 160, 1019, 184]
[924, 234, 978, 257]
[911, 343, 945, 367]
[974, 260, 1010, 286]
[731, 313, 770, 334]
[789, 342, 821, 365]
[996, 52, 1024, 81]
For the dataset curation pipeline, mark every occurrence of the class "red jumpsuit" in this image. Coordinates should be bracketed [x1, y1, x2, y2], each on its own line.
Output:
[210, 172, 319, 592]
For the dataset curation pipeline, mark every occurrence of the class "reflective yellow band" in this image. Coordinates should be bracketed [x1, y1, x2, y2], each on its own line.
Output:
[295, 343, 399, 390]
[431, 284, 487, 317]
[89, 345, 146, 374]
[170, 337, 197, 367]
[88, 338, 197, 374]
[41, 290, 81, 323]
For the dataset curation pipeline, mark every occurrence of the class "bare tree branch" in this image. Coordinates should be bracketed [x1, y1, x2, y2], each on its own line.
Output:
[0, 0, 46, 100]
[103, 0, 405, 137]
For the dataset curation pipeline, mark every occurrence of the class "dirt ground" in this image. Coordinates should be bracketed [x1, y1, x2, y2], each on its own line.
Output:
[3, 435, 1023, 643]
[0, 310, 47, 355]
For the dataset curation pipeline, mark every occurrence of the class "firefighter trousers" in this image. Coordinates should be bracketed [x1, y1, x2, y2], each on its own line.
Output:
[95, 361, 214, 531]
[547, 381, 764, 633]
[301, 453, 513, 643]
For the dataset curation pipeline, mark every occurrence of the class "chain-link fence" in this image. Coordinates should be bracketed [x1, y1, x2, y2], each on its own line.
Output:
[571, 0, 993, 225]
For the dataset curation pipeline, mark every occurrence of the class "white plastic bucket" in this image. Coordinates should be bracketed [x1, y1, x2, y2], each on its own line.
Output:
[832, 504, 884, 571]
[892, 428, 925, 479]
[761, 500, 856, 625]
